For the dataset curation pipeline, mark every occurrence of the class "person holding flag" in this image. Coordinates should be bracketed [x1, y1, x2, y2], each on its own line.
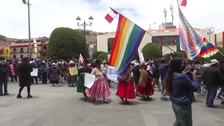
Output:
[77, 60, 92, 100]
[116, 64, 136, 104]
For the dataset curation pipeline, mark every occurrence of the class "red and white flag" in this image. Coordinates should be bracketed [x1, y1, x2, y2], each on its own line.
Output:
[105, 7, 118, 23]
[180, 0, 187, 7]
[79, 54, 84, 64]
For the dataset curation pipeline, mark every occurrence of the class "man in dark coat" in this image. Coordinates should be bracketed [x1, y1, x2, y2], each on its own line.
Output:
[17, 57, 33, 98]
[159, 59, 169, 101]
[218, 61, 224, 105]
[203, 59, 222, 107]
[0, 57, 9, 96]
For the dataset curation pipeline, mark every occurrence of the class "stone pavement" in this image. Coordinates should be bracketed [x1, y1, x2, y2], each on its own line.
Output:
[0, 82, 224, 126]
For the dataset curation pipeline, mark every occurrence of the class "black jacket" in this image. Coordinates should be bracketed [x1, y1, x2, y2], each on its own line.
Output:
[0, 60, 9, 80]
[202, 66, 222, 87]
[18, 63, 33, 87]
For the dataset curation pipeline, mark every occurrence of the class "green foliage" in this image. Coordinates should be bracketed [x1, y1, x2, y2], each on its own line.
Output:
[142, 43, 162, 60]
[209, 47, 224, 61]
[163, 51, 183, 60]
[47, 27, 88, 59]
[92, 51, 107, 60]
[97, 53, 107, 60]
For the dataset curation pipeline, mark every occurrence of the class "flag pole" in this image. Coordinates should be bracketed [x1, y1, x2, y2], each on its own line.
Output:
[218, 50, 224, 57]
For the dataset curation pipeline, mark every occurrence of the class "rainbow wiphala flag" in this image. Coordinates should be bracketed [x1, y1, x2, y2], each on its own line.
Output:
[178, 7, 218, 60]
[109, 14, 145, 77]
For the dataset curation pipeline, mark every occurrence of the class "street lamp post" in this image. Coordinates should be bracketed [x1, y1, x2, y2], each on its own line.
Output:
[22, 0, 32, 58]
[76, 16, 94, 44]
[207, 27, 214, 42]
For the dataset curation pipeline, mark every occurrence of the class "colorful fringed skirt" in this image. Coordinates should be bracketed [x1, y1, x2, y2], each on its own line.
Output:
[116, 80, 136, 99]
[137, 79, 154, 96]
[87, 77, 110, 99]
[77, 76, 85, 93]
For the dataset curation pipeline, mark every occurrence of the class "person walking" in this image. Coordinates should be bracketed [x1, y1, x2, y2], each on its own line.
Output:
[17, 58, 33, 98]
[77, 62, 92, 100]
[48, 63, 60, 86]
[116, 65, 136, 104]
[9, 62, 17, 82]
[67, 61, 78, 87]
[165, 58, 197, 126]
[0, 57, 9, 96]
[159, 59, 169, 101]
[136, 64, 154, 100]
[131, 61, 140, 87]
[31, 61, 38, 84]
[203, 59, 222, 107]
[40, 60, 48, 84]
[87, 60, 110, 102]
[152, 61, 161, 91]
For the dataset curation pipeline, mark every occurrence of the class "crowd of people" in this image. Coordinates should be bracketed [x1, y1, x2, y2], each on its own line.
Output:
[1, 56, 224, 126]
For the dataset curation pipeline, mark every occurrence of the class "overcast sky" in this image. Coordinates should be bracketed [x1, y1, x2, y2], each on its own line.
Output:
[0, 0, 223, 39]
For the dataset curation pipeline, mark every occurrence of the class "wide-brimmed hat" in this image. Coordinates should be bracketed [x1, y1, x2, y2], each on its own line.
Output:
[69, 61, 74, 64]
[210, 59, 219, 65]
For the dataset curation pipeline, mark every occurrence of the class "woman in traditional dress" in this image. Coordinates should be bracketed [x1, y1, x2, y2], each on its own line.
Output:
[77, 62, 92, 99]
[116, 65, 136, 104]
[87, 60, 110, 102]
[136, 64, 154, 100]
[48, 63, 60, 86]
[67, 61, 77, 87]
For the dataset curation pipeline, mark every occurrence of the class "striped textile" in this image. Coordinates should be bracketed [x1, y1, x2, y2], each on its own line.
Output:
[179, 6, 219, 59]
[109, 14, 145, 76]
[199, 42, 219, 58]
[179, 7, 204, 60]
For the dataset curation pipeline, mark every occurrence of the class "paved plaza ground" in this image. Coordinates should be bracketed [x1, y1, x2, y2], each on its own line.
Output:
[0, 82, 224, 126]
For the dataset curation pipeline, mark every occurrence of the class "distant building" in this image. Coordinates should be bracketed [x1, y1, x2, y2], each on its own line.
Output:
[9, 37, 48, 59]
[213, 32, 224, 48]
[0, 41, 10, 58]
[97, 24, 216, 55]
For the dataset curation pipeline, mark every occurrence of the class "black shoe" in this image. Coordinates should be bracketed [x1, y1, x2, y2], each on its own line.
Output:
[17, 95, 22, 98]
[0, 94, 3, 96]
[207, 105, 217, 108]
[160, 97, 169, 101]
[124, 100, 130, 105]
[221, 101, 224, 105]
[27, 95, 33, 99]
[3, 93, 9, 96]
[217, 95, 223, 100]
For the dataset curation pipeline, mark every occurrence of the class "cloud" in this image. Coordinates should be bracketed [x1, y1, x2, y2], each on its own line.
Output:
[0, 0, 223, 38]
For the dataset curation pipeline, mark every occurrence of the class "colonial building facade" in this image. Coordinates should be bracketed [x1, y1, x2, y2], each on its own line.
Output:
[9, 37, 48, 59]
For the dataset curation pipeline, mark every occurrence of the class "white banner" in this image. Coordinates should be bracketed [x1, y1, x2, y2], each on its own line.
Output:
[106, 66, 118, 82]
[30, 68, 38, 77]
[138, 49, 145, 63]
[84, 73, 95, 88]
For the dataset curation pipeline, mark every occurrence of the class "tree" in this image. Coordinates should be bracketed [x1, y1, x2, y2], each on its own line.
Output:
[97, 52, 107, 60]
[142, 43, 162, 59]
[92, 51, 107, 60]
[47, 27, 88, 59]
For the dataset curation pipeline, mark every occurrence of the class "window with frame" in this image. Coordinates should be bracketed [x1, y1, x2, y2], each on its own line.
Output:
[20, 48, 24, 53]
